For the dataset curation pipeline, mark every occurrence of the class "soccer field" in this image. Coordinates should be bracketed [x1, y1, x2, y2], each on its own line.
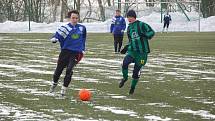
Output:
[0, 32, 215, 121]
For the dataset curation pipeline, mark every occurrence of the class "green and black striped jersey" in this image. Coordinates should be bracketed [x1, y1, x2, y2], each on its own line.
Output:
[127, 20, 155, 53]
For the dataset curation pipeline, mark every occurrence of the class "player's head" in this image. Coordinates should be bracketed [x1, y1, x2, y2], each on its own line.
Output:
[115, 9, 121, 16]
[127, 10, 136, 23]
[67, 10, 79, 25]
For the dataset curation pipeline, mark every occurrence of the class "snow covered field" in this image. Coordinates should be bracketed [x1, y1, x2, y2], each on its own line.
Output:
[0, 12, 215, 33]
[0, 32, 215, 120]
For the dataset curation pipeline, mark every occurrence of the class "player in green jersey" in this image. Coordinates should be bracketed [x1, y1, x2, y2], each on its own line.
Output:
[119, 10, 155, 95]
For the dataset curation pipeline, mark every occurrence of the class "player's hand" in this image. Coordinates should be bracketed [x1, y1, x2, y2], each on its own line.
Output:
[120, 45, 129, 54]
[75, 53, 84, 63]
[50, 38, 58, 43]
[121, 30, 124, 33]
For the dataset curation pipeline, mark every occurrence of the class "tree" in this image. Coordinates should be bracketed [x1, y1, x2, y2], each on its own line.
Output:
[107, 0, 111, 6]
[97, 0, 105, 21]
[76, 0, 81, 21]
[201, 0, 215, 18]
[73, 0, 80, 12]
[60, 0, 68, 22]
[6, 0, 15, 21]
[0, 1, 3, 22]
[82, 0, 92, 22]
[146, 0, 155, 7]
[161, 0, 168, 10]
[118, 0, 121, 10]
[53, 0, 60, 22]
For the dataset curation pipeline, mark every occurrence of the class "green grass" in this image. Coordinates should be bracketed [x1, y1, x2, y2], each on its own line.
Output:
[0, 32, 215, 120]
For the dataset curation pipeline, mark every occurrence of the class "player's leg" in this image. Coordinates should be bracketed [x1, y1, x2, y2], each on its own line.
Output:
[114, 35, 118, 53]
[129, 53, 148, 94]
[118, 36, 123, 52]
[166, 22, 170, 32]
[49, 50, 68, 93]
[119, 55, 134, 88]
[61, 53, 77, 96]
[163, 22, 166, 32]
[129, 64, 142, 95]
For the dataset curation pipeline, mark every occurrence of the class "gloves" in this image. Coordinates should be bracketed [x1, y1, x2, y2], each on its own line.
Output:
[50, 38, 58, 43]
[75, 53, 84, 63]
[120, 45, 129, 54]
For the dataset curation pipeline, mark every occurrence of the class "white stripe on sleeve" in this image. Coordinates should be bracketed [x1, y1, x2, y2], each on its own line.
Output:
[59, 26, 69, 35]
[65, 24, 73, 31]
[57, 29, 67, 38]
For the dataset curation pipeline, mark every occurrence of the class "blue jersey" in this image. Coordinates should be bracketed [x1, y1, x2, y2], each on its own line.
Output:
[53, 23, 86, 53]
[110, 16, 126, 36]
[163, 14, 171, 23]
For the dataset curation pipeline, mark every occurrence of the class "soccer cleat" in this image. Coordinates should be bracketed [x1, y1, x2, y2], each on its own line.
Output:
[114, 52, 119, 54]
[49, 83, 57, 93]
[129, 87, 135, 95]
[60, 86, 67, 96]
[119, 78, 127, 88]
[61, 89, 65, 96]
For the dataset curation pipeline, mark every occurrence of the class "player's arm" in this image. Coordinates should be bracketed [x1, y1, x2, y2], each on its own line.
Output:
[120, 26, 130, 54]
[127, 26, 131, 43]
[110, 17, 115, 33]
[142, 23, 155, 40]
[51, 26, 67, 43]
[110, 24, 114, 33]
[163, 15, 165, 22]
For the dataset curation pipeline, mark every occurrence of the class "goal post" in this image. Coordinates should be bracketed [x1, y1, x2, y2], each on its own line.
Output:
[113, 0, 201, 32]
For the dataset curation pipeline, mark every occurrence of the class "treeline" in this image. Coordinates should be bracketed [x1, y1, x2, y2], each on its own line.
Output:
[0, 0, 112, 23]
[201, 0, 215, 18]
[0, 0, 214, 23]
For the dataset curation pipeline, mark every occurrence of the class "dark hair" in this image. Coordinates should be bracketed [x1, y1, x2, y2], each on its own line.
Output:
[67, 10, 79, 18]
[126, 10, 136, 18]
[116, 9, 121, 13]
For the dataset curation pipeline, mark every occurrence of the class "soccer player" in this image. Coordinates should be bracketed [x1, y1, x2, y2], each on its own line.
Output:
[110, 10, 126, 53]
[162, 12, 172, 33]
[49, 10, 87, 96]
[119, 10, 155, 95]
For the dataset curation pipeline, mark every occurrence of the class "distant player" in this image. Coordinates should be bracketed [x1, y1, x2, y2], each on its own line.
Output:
[162, 12, 172, 33]
[49, 10, 87, 96]
[119, 10, 155, 95]
[110, 10, 126, 53]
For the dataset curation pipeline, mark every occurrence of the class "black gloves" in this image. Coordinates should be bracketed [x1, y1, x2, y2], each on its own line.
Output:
[120, 45, 129, 54]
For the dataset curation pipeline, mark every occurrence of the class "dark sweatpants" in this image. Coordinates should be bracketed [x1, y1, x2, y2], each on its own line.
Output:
[114, 35, 123, 52]
[53, 49, 77, 87]
[163, 22, 170, 28]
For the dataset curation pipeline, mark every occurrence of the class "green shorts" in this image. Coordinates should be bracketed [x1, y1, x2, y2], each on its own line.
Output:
[128, 51, 148, 67]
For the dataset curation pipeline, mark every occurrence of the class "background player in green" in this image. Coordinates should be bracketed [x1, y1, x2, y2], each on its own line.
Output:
[119, 10, 155, 95]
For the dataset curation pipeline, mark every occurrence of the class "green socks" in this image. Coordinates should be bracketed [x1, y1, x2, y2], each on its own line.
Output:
[122, 68, 128, 80]
[131, 79, 138, 89]
[122, 68, 138, 89]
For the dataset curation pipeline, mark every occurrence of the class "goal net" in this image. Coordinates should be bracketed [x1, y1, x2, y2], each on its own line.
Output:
[112, 0, 201, 32]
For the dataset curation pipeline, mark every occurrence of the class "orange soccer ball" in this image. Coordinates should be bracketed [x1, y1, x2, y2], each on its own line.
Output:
[79, 89, 91, 101]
